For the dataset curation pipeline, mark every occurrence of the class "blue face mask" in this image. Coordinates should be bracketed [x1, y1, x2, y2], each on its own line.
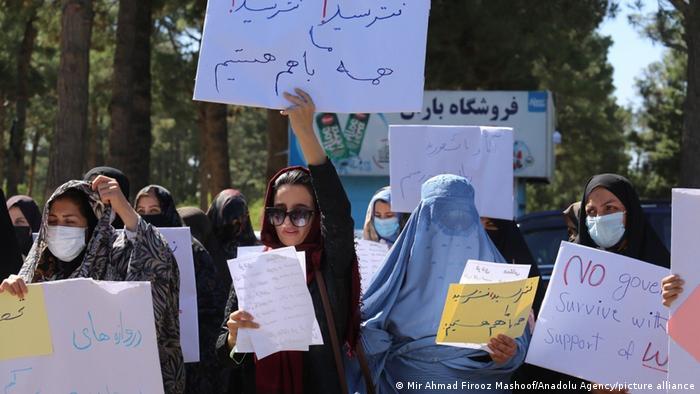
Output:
[374, 217, 400, 240]
[586, 211, 626, 249]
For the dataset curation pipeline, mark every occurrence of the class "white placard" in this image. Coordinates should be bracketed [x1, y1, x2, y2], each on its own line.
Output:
[228, 247, 320, 358]
[237, 245, 265, 257]
[194, 0, 431, 113]
[459, 259, 531, 284]
[156, 227, 200, 363]
[0, 279, 164, 393]
[669, 189, 700, 391]
[526, 242, 670, 393]
[356, 239, 390, 294]
[389, 125, 513, 219]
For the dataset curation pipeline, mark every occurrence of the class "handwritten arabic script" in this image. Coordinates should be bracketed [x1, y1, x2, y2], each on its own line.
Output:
[195, 0, 431, 112]
[389, 125, 514, 219]
[436, 277, 539, 344]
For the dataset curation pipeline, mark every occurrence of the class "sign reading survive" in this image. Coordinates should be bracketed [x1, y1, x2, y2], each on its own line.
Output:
[0, 279, 164, 393]
[526, 242, 670, 393]
[389, 125, 513, 219]
[194, 0, 431, 112]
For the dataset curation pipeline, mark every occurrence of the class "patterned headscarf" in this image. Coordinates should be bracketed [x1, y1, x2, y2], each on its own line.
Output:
[20, 181, 115, 282]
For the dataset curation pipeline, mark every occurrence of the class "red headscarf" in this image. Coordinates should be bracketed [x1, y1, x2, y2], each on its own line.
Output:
[256, 166, 361, 394]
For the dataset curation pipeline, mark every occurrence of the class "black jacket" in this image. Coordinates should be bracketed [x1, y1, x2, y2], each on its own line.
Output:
[215, 160, 355, 394]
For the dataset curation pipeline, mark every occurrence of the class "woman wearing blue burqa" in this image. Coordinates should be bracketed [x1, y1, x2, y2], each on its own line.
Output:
[347, 174, 531, 394]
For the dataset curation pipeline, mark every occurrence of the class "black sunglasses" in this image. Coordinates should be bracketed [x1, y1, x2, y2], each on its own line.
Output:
[265, 207, 315, 227]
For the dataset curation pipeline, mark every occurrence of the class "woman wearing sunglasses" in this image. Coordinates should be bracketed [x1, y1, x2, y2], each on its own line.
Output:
[216, 88, 361, 394]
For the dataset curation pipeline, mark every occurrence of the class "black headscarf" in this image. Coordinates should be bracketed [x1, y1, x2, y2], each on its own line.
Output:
[178, 207, 213, 247]
[485, 218, 546, 315]
[0, 189, 24, 279]
[575, 173, 670, 268]
[205, 189, 258, 293]
[6, 195, 42, 256]
[6, 195, 42, 232]
[206, 189, 258, 258]
[134, 185, 183, 228]
[83, 166, 130, 229]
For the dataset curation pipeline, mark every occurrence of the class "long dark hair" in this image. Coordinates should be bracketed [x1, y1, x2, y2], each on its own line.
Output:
[270, 169, 317, 209]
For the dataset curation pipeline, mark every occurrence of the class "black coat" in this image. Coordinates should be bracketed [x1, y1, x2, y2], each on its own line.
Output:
[216, 160, 356, 394]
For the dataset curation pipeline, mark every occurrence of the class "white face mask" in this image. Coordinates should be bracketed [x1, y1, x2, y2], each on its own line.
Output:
[586, 211, 626, 249]
[47, 225, 87, 262]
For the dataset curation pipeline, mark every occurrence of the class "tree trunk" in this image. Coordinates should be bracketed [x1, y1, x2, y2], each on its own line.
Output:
[46, 0, 93, 197]
[197, 101, 230, 205]
[197, 102, 210, 210]
[27, 127, 41, 196]
[207, 103, 231, 197]
[108, 0, 152, 199]
[681, 2, 700, 187]
[86, 102, 104, 169]
[8, 8, 39, 196]
[266, 109, 288, 180]
[0, 96, 7, 188]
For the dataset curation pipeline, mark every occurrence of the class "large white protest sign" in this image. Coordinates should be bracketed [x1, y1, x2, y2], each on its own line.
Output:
[194, 0, 431, 112]
[157, 227, 200, 363]
[228, 247, 321, 358]
[668, 189, 700, 391]
[526, 242, 670, 393]
[389, 125, 513, 219]
[356, 239, 389, 294]
[0, 279, 164, 393]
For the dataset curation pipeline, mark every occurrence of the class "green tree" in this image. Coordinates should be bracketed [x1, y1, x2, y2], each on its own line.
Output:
[628, 49, 685, 199]
[426, 0, 629, 211]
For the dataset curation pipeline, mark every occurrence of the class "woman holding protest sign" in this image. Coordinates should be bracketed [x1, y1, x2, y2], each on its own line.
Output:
[362, 186, 407, 247]
[575, 173, 669, 268]
[216, 88, 361, 394]
[575, 174, 681, 309]
[0, 177, 185, 393]
[564, 173, 671, 394]
[134, 184, 227, 393]
[347, 174, 530, 394]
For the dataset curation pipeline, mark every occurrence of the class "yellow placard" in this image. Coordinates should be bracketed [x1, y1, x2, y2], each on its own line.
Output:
[0, 284, 53, 360]
[436, 277, 539, 344]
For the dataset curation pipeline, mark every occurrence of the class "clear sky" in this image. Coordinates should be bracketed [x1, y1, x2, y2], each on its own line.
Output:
[597, 0, 667, 109]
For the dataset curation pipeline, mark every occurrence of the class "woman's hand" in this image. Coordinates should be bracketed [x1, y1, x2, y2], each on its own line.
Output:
[488, 334, 517, 364]
[0, 275, 28, 299]
[662, 274, 684, 307]
[226, 310, 260, 350]
[91, 175, 139, 231]
[281, 88, 326, 165]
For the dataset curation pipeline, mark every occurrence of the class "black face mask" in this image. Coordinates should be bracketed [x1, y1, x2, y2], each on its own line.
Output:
[14, 226, 34, 256]
[141, 214, 174, 228]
